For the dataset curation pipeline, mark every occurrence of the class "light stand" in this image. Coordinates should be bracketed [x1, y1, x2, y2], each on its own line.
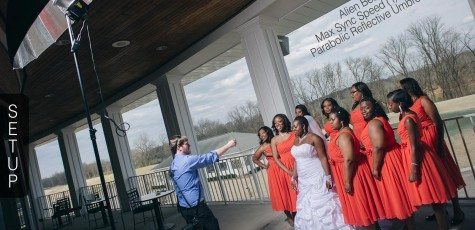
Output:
[65, 9, 116, 230]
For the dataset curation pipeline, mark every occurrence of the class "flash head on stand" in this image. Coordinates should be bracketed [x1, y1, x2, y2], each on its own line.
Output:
[66, 0, 89, 21]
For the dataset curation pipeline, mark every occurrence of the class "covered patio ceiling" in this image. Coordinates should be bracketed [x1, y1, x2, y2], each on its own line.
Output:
[121, 0, 348, 114]
[1, 0, 349, 145]
[0, 0, 255, 141]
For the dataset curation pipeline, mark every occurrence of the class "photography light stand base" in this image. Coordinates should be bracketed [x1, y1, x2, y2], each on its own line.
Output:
[65, 15, 116, 230]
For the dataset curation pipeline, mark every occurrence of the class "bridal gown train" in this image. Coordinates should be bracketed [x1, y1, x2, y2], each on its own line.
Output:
[291, 143, 352, 230]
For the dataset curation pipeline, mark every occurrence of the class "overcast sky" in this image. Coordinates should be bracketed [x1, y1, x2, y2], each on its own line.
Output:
[35, 0, 474, 178]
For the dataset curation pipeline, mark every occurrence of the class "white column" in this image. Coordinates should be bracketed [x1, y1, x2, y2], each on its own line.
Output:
[153, 75, 212, 201]
[469, 0, 475, 17]
[103, 105, 136, 182]
[101, 105, 136, 210]
[237, 15, 297, 125]
[28, 145, 45, 220]
[154, 76, 181, 139]
[57, 127, 87, 208]
[163, 75, 200, 154]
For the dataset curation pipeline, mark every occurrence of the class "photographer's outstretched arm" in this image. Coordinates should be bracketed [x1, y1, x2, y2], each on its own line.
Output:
[215, 139, 237, 158]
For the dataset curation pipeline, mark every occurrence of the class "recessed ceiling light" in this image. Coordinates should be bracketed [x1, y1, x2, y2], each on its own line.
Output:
[156, 45, 167, 51]
[55, 40, 70, 46]
[112, 40, 130, 48]
[44, 93, 55, 98]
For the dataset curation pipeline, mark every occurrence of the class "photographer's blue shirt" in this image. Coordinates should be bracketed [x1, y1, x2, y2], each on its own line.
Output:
[171, 151, 219, 208]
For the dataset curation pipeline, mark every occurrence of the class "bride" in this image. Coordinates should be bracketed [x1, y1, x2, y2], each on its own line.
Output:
[291, 116, 352, 230]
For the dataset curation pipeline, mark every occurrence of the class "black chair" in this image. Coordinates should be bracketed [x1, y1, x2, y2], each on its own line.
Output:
[83, 193, 108, 229]
[51, 197, 73, 228]
[127, 188, 156, 230]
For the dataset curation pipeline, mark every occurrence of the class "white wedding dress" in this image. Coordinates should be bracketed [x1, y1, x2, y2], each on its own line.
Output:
[291, 143, 352, 230]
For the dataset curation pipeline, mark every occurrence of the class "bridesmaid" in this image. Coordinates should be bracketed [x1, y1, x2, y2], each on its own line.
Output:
[359, 97, 415, 228]
[270, 114, 297, 226]
[321, 98, 340, 141]
[387, 90, 451, 230]
[349, 82, 373, 140]
[252, 126, 289, 215]
[400, 77, 465, 225]
[327, 106, 385, 229]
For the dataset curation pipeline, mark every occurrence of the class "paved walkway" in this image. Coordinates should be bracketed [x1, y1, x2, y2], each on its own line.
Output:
[42, 201, 475, 229]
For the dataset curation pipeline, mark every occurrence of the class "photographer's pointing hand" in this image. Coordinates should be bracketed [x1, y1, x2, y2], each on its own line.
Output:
[216, 139, 238, 157]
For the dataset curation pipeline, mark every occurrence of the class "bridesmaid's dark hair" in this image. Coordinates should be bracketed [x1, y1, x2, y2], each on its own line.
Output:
[330, 106, 351, 127]
[400, 77, 424, 97]
[360, 97, 389, 121]
[320, 98, 340, 118]
[272, 114, 292, 135]
[293, 116, 309, 135]
[295, 104, 311, 116]
[387, 89, 413, 111]
[257, 126, 274, 145]
[351, 82, 373, 110]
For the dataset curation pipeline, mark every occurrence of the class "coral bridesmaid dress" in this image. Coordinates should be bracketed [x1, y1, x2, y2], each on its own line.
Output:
[360, 117, 415, 219]
[411, 97, 465, 196]
[350, 108, 367, 141]
[263, 145, 290, 211]
[397, 113, 451, 206]
[328, 129, 386, 227]
[274, 132, 297, 212]
[324, 121, 337, 141]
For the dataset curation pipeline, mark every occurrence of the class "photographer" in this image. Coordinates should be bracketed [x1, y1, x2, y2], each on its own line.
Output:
[170, 135, 237, 230]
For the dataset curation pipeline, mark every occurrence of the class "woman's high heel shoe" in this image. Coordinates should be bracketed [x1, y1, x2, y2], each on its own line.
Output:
[451, 212, 465, 226]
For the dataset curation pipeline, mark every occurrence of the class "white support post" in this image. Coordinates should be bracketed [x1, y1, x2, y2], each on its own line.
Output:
[153, 75, 212, 201]
[28, 145, 45, 224]
[237, 15, 297, 125]
[57, 127, 87, 209]
[101, 105, 136, 210]
[469, 0, 475, 18]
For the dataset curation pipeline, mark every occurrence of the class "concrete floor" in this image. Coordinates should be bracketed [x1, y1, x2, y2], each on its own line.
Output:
[41, 201, 475, 230]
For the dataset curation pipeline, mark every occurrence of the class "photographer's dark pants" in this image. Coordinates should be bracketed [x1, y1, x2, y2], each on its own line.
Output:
[179, 201, 220, 230]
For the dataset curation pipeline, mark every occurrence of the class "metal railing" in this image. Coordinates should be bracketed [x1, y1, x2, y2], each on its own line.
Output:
[37, 190, 70, 219]
[37, 113, 475, 217]
[128, 170, 177, 206]
[441, 114, 475, 199]
[390, 114, 475, 198]
[127, 147, 271, 205]
[38, 181, 120, 220]
[203, 152, 269, 203]
[79, 181, 120, 210]
[17, 201, 26, 228]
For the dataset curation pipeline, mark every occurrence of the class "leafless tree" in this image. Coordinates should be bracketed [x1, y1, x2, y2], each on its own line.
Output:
[194, 119, 229, 140]
[291, 76, 320, 116]
[291, 62, 351, 120]
[132, 133, 155, 167]
[134, 133, 156, 156]
[345, 57, 384, 82]
[227, 100, 263, 133]
[411, 56, 438, 99]
[408, 16, 466, 99]
[345, 57, 370, 82]
[378, 34, 413, 77]
[333, 62, 348, 91]
[461, 30, 475, 58]
[344, 57, 387, 103]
